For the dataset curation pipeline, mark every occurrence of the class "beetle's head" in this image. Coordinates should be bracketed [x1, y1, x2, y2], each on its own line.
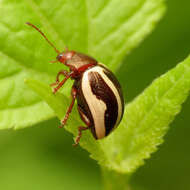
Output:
[56, 51, 75, 65]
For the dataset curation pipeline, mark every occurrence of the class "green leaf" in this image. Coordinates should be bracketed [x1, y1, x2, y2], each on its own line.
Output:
[0, 0, 165, 129]
[104, 54, 190, 173]
[26, 54, 190, 173]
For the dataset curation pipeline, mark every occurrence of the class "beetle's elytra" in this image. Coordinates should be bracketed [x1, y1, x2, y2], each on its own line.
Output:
[26, 22, 124, 146]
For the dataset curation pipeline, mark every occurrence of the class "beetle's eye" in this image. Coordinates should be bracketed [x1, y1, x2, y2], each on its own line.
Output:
[56, 54, 63, 60]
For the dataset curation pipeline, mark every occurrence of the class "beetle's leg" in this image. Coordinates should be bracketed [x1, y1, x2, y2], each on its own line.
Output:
[59, 86, 77, 127]
[52, 71, 73, 94]
[50, 70, 69, 87]
[73, 106, 91, 146]
[77, 105, 91, 126]
[73, 126, 90, 146]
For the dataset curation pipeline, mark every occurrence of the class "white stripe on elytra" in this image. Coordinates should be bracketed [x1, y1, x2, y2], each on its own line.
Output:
[81, 65, 122, 139]
[97, 65, 122, 127]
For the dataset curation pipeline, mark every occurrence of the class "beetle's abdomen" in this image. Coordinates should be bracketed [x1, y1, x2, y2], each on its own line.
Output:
[81, 65, 124, 139]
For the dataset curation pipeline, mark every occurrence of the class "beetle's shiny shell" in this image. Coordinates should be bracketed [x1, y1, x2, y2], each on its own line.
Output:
[74, 64, 124, 139]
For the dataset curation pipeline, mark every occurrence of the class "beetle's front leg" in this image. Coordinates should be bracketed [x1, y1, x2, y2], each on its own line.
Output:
[50, 70, 69, 87]
[52, 71, 73, 94]
[59, 86, 77, 128]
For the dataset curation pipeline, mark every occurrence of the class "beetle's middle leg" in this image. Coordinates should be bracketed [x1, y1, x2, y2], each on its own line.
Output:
[59, 85, 77, 128]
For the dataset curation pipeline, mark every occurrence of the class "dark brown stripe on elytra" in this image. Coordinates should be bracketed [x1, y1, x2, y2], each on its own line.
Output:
[88, 71, 118, 136]
[102, 66, 124, 123]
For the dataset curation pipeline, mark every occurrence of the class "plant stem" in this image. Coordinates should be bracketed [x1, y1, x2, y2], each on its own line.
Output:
[101, 166, 132, 190]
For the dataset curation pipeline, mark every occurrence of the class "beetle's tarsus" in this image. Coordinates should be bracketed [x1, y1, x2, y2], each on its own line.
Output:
[50, 82, 59, 87]
[72, 142, 78, 147]
[50, 60, 58, 63]
[73, 126, 90, 146]
[52, 88, 57, 94]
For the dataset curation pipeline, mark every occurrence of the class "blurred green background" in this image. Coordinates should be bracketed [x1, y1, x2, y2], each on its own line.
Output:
[0, 0, 190, 189]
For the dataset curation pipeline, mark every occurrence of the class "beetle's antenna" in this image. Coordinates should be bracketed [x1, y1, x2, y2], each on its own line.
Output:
[26, 22, 60, 54]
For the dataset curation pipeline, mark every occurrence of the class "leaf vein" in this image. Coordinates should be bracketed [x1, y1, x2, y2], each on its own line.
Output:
[92, 0, 113, 19]
[0, 50, 54, 77]
[0, 99, 41, 111]
[25, 0, 65, 48]
[94, 0, 146, 46]
[0, 69, 22, 80]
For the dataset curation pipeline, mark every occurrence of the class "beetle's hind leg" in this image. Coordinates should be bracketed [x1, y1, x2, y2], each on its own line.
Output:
[73, 106, 92, 146]
[73, 126, 90, 146]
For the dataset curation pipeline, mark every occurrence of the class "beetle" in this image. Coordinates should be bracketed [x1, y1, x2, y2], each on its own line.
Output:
[26, 22, 124, 146]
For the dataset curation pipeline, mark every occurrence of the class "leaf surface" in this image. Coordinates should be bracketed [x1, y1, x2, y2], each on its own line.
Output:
[26, 55, 190, 173]
[0, 0, 165, 129]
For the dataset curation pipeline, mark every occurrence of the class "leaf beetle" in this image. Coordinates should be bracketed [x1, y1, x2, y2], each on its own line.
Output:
[26, 22, 124, 146]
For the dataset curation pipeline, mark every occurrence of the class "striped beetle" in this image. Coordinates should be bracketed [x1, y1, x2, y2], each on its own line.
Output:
[27, 23, 124, 146]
